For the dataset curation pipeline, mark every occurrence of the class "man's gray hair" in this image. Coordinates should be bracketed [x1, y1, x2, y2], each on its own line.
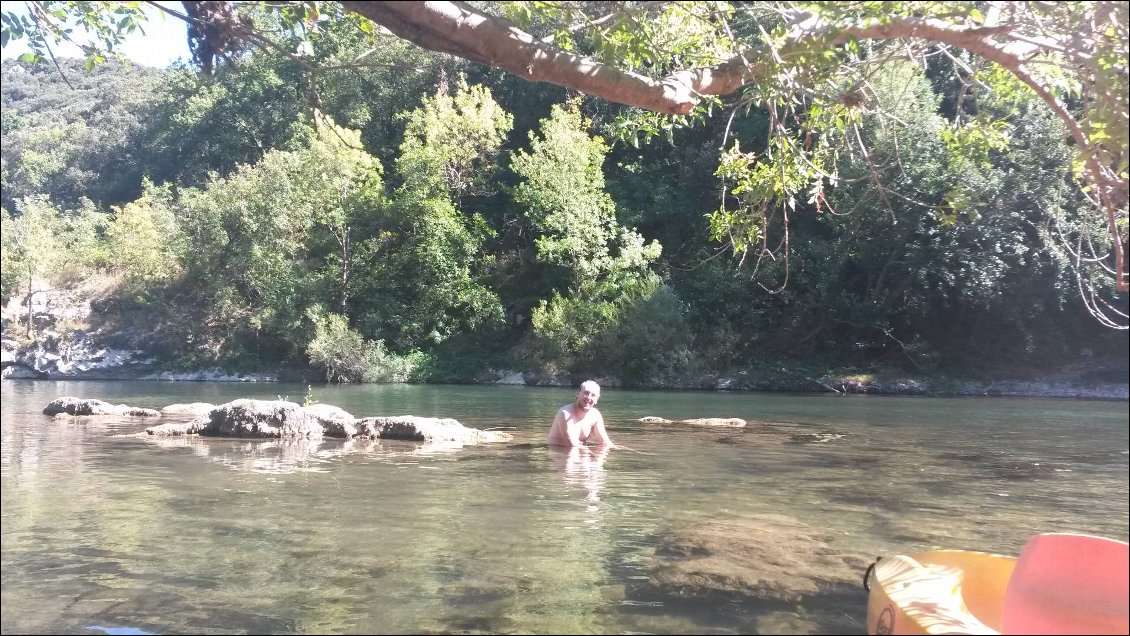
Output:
[579, 380, 601, 395]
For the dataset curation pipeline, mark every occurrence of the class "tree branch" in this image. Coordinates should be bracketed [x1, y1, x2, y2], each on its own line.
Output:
[336, 2, 1126, 290]
[337, 4, 1059, 116]
[338, 1, 701, 114]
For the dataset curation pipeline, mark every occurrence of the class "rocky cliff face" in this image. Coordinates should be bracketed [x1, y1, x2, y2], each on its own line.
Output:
[1, 289, 155, 380]
[0, 288, 273, 382]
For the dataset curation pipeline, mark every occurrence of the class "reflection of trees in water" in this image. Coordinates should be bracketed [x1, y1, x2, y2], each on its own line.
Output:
[0, 420, 839, 634]
[1, 418, 206, 634]
[2, 414, 93, 482]
[4, 384, 1125, 634]
[426, 445, 618, 633]
[140, 431, 213, 459]
[0, 412, 124, 604]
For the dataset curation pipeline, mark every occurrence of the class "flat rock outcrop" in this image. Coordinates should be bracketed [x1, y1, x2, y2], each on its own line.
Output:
[160, 402, 216, 416]
[306, 404, 357, 438]
[355, 415, 513, 443]
[62, 397, 514, 447]
[146, 418, 208, 436]
[639, 416, 747, 427]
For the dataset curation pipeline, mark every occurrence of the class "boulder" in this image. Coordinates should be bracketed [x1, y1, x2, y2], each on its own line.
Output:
[202, 399, 323, 438]
[648, 515, 870, 602]
[44, 397, 161, 417]
[304, 403, 356, 438]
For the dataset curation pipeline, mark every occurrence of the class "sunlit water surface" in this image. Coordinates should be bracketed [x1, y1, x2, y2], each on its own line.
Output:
[2, 381, 1127, 634]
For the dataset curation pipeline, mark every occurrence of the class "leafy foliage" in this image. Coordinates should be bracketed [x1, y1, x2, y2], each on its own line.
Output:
[345, 79, 508, 352]
[511, 102, 661, 292]
[0, 58, 162, 209]
[104, 182, 180, 289]
[143, 56, 309, 188]
[1, 3, 1125, 382]
[396, 76, 513, 200]
[510, 101, 670, 371]
[1, 1, 148, 69]
[162, 115, 383, 365]
[306, 311, 415, 383]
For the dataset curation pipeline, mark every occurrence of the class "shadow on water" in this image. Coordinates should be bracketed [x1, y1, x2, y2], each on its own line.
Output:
[84, 627, 154, 635]
[615, 584, 868, 635]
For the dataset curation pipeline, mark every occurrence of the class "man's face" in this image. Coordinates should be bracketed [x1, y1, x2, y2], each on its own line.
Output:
[576, 387, 599, 411]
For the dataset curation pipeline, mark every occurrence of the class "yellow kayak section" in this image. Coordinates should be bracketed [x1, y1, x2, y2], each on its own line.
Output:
[865, 550, 1015, 635]
[865, 533, 1129, 635]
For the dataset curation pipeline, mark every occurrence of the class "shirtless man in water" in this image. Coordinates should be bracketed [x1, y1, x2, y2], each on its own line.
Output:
[547, 380, 615, 447]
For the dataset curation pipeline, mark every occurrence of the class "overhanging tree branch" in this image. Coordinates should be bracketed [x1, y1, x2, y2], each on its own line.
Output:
[339, 1, 702, 114]
[338, 2, 1125, 293]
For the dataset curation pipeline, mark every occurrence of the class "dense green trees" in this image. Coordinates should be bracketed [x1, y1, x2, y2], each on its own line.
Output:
[1, 59, 162, 210]
[508, 102, 682, 381]
[1, 1, 1126, 383]
[319, 1, 1127, 324]
[353, 79, 507, 351]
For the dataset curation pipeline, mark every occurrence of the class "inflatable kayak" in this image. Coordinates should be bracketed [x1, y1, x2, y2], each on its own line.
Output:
[864, 533, 1129, 635]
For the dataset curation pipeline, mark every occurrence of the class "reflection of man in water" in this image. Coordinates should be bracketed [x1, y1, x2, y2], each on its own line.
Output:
[547, 380, 615, 448]
[550, 445, 610, 502]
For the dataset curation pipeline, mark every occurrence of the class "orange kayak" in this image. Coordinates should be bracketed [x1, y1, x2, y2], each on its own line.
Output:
[864, 533, 1129, 635]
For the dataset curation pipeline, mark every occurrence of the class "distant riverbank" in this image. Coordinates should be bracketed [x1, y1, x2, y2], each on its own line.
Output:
[3, 289, 1125, 399]
[3, 353, 1125, 400]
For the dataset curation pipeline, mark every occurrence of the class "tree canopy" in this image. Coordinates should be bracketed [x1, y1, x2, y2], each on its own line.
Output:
[2, 0, 1127, 329]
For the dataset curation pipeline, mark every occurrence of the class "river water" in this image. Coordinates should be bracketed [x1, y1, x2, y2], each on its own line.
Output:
[2, 380, 1127, 634]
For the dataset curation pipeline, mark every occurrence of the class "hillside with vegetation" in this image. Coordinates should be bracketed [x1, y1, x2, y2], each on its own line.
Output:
[1, 4, 1126, 391]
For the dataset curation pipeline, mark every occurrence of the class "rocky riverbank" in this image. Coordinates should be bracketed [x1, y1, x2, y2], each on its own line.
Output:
[6, 338, 1124, 399]
[3, 288, 1126, 399]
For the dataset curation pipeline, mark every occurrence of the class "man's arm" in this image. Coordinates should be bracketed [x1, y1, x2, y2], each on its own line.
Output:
[591, 412, 615, 447]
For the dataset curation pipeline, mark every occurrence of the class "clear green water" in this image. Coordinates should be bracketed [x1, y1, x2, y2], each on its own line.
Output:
[2, 380, 1127, 634]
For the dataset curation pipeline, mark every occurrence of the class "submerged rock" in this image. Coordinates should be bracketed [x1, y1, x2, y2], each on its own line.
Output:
[648, 515, 870, 602]
[146, 417, 208, 436]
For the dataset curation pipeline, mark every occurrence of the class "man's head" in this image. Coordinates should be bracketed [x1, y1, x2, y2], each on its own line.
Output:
[576, 380, 601, 411]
